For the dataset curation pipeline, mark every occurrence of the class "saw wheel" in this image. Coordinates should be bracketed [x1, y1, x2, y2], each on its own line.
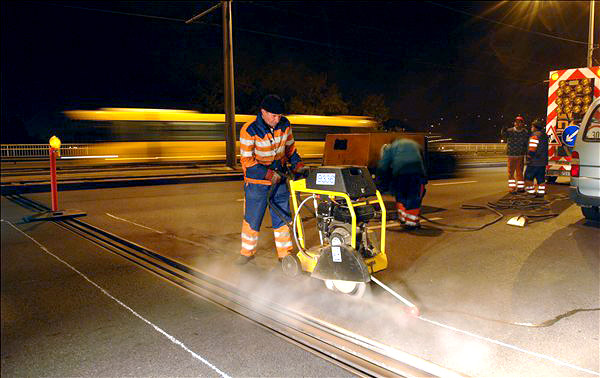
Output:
[324, 280, 367, 298]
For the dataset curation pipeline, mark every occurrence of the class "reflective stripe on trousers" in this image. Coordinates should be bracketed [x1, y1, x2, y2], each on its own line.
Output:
[241, 220, 259, 256]
[273, 225, 293, 258]
[397, 203, 420, 226]
[507, 156, 524, 191]
[404, 208, 420, 226]
[240, 182, 292, 257]
[537, 185, 545, 194]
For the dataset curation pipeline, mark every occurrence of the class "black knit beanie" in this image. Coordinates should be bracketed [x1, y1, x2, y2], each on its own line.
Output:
[531, 118, 544, 130]
[260, 94, 285, 114]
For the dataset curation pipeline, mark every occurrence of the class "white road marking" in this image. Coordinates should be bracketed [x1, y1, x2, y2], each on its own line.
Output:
[431, 180, 478, 186]
[1, 219, 230, 378]
[106, 213, 164, 234]
[424, 217, 443, 221]
[418, 316, 600, 376]
[105, 213, 203, 247]
[8, 216, 594, 376]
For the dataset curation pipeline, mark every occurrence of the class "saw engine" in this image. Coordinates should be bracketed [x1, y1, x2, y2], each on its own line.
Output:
[315, 198, 379, 258]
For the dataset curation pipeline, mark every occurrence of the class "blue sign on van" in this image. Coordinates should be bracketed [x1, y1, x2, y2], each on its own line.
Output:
[562, 125, 579, 147]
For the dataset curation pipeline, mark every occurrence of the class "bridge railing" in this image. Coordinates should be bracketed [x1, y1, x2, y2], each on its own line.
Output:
[429, 143, 506, 155]
[1, 142, 507, 160]
[1, 144, 97, 159]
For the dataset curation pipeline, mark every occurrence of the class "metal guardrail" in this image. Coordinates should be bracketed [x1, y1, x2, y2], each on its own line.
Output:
[1, 142, 507, 160]
[429, 143, 506, 154]
[1, 144, 96, 158]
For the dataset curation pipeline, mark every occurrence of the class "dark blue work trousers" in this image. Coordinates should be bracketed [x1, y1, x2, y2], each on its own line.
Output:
[244, 182, 291, 231]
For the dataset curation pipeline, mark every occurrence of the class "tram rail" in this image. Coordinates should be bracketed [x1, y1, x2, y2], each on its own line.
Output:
[7, 193, 456, 377]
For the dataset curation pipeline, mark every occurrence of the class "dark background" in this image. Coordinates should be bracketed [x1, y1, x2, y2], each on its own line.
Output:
[1, 1, 598, 143]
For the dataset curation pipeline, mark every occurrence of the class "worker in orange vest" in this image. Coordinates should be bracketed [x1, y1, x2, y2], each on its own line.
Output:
[236, 95, 306, 265]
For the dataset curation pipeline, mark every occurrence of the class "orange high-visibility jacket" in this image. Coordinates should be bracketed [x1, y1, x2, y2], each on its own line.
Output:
[239, 114, 303, 185]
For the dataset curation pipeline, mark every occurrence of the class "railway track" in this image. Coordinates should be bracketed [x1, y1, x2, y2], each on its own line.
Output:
[7, 193, 455, 377]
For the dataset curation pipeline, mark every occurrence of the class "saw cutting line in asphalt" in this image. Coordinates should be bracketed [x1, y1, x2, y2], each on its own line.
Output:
[418, 315, 600, 376]
[106, 213, 204, 247]
[431, 180, 478, 186]
[1, 219, 231, 378]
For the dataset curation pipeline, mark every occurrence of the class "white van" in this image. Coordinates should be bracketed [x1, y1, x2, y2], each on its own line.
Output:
[570, 97, 600, 221]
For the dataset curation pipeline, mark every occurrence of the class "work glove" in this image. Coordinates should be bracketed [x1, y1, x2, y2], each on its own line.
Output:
[294, 164, 310, 178]
[271, 171, 282, 184]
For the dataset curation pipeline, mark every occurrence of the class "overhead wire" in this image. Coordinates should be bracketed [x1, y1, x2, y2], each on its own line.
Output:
[32, 1, 542, 85]
[38, 1, 187, 22]
[425, 1, 589, 45]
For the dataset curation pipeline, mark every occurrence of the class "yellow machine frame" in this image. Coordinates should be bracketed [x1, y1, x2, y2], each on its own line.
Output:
[288, 177, 388, 275]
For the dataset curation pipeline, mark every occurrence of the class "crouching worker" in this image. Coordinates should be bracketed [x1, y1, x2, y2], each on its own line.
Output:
[524, 119, 549, 198]
[376, 138, 428, 230]
[236, 94, 306, 266]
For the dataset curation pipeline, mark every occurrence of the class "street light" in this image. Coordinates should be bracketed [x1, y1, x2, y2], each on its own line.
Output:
[491, 1, 597, 67]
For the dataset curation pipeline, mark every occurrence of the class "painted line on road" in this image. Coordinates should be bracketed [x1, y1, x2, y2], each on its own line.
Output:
[431, 180, 478, 186]
[418, 316, 600, 376]
[105, 213, 203, 247]
[106, 213, 165, 234]
[100, 213, 595, 375]
[1, 219, 230, 378]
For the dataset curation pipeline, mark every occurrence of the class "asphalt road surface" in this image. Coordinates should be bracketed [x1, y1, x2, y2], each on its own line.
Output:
[2, 167, 599, 377]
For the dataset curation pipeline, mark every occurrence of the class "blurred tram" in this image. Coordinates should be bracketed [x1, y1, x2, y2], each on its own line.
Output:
[63, 108, 379, 163]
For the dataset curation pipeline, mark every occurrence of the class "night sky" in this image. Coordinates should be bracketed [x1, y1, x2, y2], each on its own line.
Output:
[1, 1, 598, 142]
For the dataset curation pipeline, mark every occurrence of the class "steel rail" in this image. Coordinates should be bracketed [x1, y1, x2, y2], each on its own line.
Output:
[9, 194, 454, 377]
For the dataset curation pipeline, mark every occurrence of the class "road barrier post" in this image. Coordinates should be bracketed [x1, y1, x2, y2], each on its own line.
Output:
[21, 136, 87, 223]
[49, 136, 60, 211]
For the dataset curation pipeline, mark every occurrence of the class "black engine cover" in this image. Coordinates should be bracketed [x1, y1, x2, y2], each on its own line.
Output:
[305, 166, 377, 200]
[333, 204, 376, 223]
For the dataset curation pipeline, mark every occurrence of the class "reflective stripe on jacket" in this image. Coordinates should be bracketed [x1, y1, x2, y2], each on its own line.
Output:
[240, 113, 302, 185]
[527, 130, 548, 166]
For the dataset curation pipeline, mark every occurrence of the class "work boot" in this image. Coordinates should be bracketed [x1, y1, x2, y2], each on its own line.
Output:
[234, 254, 254, 265]
[403, 223, 421, 231]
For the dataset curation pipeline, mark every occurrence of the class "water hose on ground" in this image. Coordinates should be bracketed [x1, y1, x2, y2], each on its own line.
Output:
[419, 193, 568, 231]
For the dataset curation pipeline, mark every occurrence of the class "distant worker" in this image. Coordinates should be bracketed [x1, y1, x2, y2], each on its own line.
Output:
[236, 94, 306, 265]
[376, 138, 428, 230]
[524, 119, 549, 197]
[501, 115, 530, 193]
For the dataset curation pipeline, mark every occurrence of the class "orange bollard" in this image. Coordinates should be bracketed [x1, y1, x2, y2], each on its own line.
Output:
[49, 136, 61, 212]
[22, 135, 86, 223]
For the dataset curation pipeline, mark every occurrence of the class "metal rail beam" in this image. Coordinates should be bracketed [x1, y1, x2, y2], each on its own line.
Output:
[7, 194, 457, 377]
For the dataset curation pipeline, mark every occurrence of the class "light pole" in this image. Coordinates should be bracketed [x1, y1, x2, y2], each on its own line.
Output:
[588, 0, 595, 67]
[222, 0, 236, 169]
[187, 1, 237, 169]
